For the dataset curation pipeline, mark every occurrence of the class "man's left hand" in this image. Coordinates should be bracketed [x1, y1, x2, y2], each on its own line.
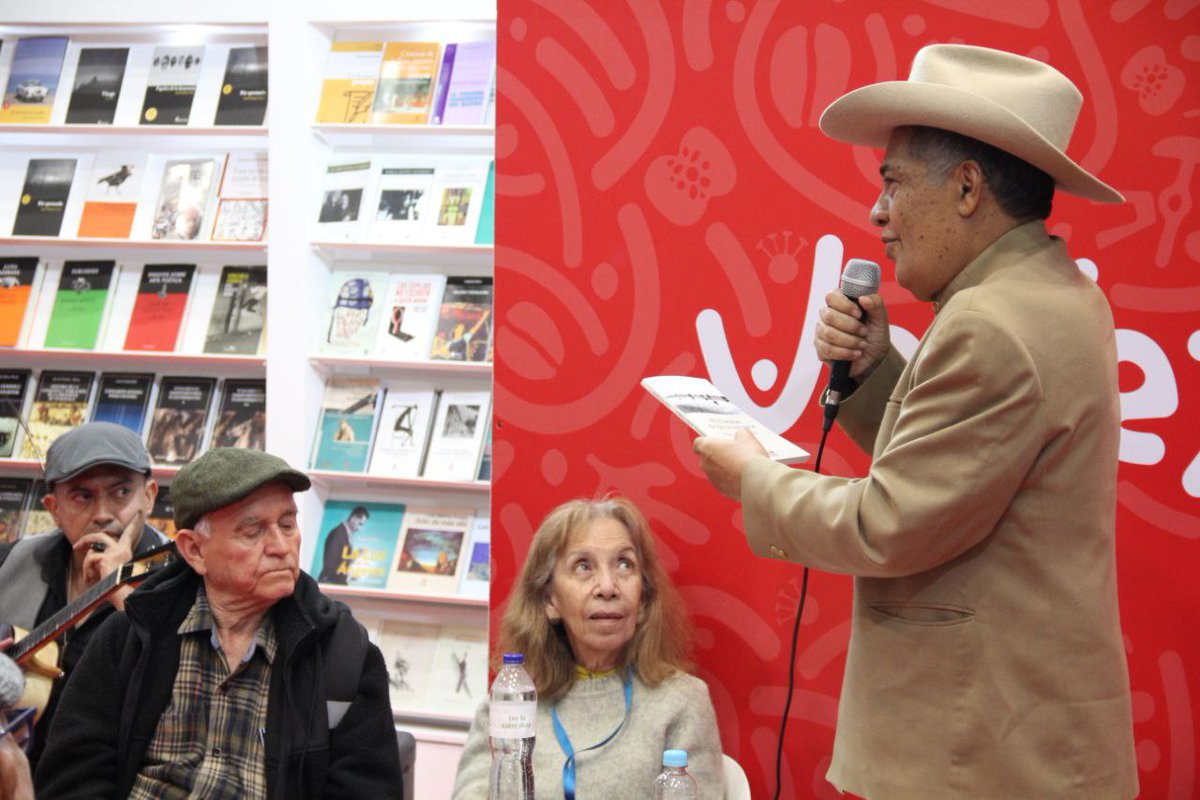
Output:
[693, 428, 768, 501]
[74, 510, 144, 610]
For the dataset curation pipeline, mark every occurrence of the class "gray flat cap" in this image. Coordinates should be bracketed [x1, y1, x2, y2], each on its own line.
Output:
[172, 448, 311, 530]
[44, 422, 152, 486]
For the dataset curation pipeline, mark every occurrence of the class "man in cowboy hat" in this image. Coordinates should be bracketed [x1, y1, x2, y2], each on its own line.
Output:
[694, 45, 1138, 798]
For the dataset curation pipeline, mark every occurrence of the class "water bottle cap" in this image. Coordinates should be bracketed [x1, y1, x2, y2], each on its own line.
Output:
[662, 749, 688, 768]
[502, 652, 525, 665]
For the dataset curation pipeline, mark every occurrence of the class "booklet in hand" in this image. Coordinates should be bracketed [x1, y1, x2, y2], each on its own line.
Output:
[641, 375, 810, 465]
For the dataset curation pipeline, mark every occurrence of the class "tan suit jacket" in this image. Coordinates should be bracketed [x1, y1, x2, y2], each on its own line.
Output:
[742, 222, 1138, 799]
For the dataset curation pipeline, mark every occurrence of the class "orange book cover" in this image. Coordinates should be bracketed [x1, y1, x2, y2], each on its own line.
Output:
[77, 201, 137, 238]
[370, 42, 441, 125]
[0, 258, 40, 347]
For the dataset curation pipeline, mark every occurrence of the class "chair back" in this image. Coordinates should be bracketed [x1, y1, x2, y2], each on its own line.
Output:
[396, 729, 416, 799]
[722, 752, 751, 800]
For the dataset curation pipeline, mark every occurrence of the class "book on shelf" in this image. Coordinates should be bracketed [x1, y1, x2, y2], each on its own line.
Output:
[475, 426, 492, 482]
[21, 371, 95, 461]
[90, 372, 154, 435]
[318, 271, 387, 357]
[370, 41, 441, 125]
[123, 263, 196, 352]
[422, 157, 491, 244]
[77, 153, 147, 239]
[315, 40, 384, 124]
[43, 260, 119, 350]
[371, 273, 445, 361]
[309, 377, 383, 473]
[213, 45, 268, 126]
[315, 158, 371, 241]
[0, 370, 33, 459]
[427, 44, 456, 125]
[150, 157, 218, 241]
[145, 375, 217, 465]
[439, 40, 496, 126]
[427, 624, 488, 716]
[0, 37, 69, 125]
[475, 160, 495, 245]
[482, 77, 495, 127]
[64, 47, 129, 125]
[387, 506, 473, 595]
[140, 45, 204, 126]
[20, 480, 56, 538]
[421, 390, 491, 482]
[429, 276, 492, 363]
[12, 158, 77, 237]
[0, 257, 41, 347]
[640, 375, 811, 465]
[148, 485, 176, 539]
[0, 477, 34, 544]
[366, 160, 436, 243]
[458, 514, 490, 600]
[211, 152, 268, 242]
[378, 619, 441, 715]
[209, 378, 266, 451]
[367, 385, 438, 479]
[312, 499, 405, 589]
[203, 265, 266, 355]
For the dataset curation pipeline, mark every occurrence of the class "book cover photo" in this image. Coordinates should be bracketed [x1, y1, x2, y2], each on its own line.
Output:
[372, 273, 446, 361]
[0, 477, 34, 544]
[0, 37, 69, 124]
[0, 370, 33, 459]
[370, 41, 441, 125]
[387, 506, 473, 595]
[21, 371, 94, 461]
[458, 514, 490, 600]
[309, 377, 382, 473]
[315, 40, 383, 124]
[421, 156, 490, 244]
[148, 485, 176, 539]
[89, 372, 154, 435]
[145, 375, 216, 465]
[123, 263, 196, 352]
[12, 158, 77, 237]
[150, 158, 217, 241]
[366, 161, 436, 243]
[211, 152, 268, 242]
[319, 271, 387, 356]
[367, 385, 438, 479]
[421, 390, 491, 482]
[0, 257, 41, 347]
[209, 378, 266, 450]
[315, 159, 371, 241]
[203, 265, 266, 355]
[427, 624, 488, 716]
[213, 45, 268, 126]
[140, 46, 204, 126]
[42, 260, 118, 350]
[429, 276, 492, 363]
[311, 499, 405, 589]
[76, 153, 147, 239]
[65, 47, 129, 125]
[377, 620, 440, 714]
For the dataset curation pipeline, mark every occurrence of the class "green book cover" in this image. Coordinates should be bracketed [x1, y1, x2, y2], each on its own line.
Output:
[473, 160, 494, 245]
[43, 261, 117, 350]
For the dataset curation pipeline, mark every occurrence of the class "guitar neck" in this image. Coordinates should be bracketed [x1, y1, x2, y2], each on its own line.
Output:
[11, 564, 128, 663]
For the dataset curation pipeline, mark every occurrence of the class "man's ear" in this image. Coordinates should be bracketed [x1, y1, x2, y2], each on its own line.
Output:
[143, 478, 159, 512]
[955, 160, 984, 216]
[174, 530, 208, 576]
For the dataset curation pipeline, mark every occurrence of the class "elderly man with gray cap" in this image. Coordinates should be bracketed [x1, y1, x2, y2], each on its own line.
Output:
[694, 45, 1137, 799]
[0, 422, 167, 768]
[35, 447, 402, 799]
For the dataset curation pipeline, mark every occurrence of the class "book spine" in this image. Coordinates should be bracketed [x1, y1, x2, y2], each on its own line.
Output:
[429, 44, 457, 125]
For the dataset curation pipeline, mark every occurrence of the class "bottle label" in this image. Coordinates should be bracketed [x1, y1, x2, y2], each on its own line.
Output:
[489, 700, 536, 738]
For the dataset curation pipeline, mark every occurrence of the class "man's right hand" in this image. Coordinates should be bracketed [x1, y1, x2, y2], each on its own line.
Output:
[815, 291, 890, 381]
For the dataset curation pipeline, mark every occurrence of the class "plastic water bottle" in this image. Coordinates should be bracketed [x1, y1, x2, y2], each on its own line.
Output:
[653, 749, 698, 799]
[488, 652, 536, 800]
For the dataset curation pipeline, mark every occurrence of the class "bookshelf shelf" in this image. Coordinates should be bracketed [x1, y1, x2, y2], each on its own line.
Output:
[308, 468, 490, 494]
[319, 583, 488, 609]
[312, 123, 493, 151]
[308, 355, 491, 376]
[310, 241, 492, 265]
[0, 237, 267, 253]
[2, 348, 266, 371]
[0, 124, 267, 137]
[0, 457, 182, 481]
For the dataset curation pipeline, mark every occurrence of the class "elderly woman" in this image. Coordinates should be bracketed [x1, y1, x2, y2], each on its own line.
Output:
[452, 497, 723, 799]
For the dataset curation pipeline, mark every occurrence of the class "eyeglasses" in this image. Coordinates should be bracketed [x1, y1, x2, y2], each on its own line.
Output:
[0, 706, 35, 754]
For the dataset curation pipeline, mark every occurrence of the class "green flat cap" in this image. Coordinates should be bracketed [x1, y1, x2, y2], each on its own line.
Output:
[172, 448, 311, 529]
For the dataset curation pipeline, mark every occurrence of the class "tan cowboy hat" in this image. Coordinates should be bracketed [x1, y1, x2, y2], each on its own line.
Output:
[819, 44, 1123, 203]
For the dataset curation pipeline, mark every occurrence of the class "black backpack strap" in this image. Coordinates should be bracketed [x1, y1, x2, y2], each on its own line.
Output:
[323, 610, 367, 729]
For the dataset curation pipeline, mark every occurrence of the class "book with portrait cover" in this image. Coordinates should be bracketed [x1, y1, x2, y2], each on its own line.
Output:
[428, 624, 488, 715]
[209, 378, 266, 451]
[0, 257, 41, 347]
[315, 41, 383, 124]
[0, 370, 33, 459]
[367, 385, 438, 479]
[378, 620, 440, 714]
[641, 375, 810, 465]
[366, 161, 436, 243]
[145, 375, 217, 465]
[43, 261, 119, 350]
[386, 506, 473, 595]
[0, 37, 69, 124]
[21, 371, 94, 461]
[150, 158, 217, 241]
[203, 265, 266, 355]
[311, 499, 405, 589]
[421, 390, 490, 482]
[148, 485, 176, 539]
[12, 158, 77, 237]
[371, 273, 445, 361]
[421, 156, 490, 244]
[458, 515, 490, 600]
[140, 46, 204, 126]
[0, 477, 34, 544]
[212, 152, 268, 242]
[76, 153, 147, 239]
[309, 377, 383, 473]
[370, 41, 441, 125]
[89, 372, 154, 435]
[214, 45, 268, 126]
[315, 159, 371, 241]
[65, 47, 129, 125]
[429, 276, 492, 363]
[123, 264, 196, 352]
[318, 271, 387, 356]
[440, 40, 495, 126]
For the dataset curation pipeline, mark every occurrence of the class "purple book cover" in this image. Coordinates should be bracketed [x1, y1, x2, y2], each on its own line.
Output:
[441, 41, 495, 126]
[429, 43, 457, 125]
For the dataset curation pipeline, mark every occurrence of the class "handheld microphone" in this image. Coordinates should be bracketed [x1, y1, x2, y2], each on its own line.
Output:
[822, 258, 881, 432]
[0, 652, 23, 710]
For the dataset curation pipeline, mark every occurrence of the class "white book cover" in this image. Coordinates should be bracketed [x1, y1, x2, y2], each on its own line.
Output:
[458, 515, 490, 600]
[386, 506, 474, 596]
[641, 375, 810, 465]
[149, 157, 218, 241]
[371, 272, 445, 361]
[420, 156, 490, 244]
[440, 40, 496, 126]
[76, 153, 147, 239]
[314, 158, 371, 241]
[317, 271, 389, 356]
[421, 390, 490, 482]
[367, 385, 438, 479]
[366, 160, 437, 243]
[96, 261, 140, 350]
[377, 619, 441, 714]
[427, 624, 488, 716]
[212, 151, 268, 242]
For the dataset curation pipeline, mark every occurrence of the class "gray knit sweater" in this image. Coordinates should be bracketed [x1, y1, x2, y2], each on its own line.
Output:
[452, 670, 724, 799]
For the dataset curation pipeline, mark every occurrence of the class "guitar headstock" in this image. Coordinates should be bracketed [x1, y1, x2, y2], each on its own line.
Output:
[116, 542, 177, 584]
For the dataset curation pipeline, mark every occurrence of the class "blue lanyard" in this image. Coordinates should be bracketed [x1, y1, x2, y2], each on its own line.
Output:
[551, 667, 633, 800]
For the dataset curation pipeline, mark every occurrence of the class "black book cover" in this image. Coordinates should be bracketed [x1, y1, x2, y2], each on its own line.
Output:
[214, 46, 268, 126]
[0, 369, 32, 459]
[203, 265, 266, 355]
[0, 477, 33, 544]
[148, 484, 176, 538]
[22, 370, 94, 462]
[210, 378, 266, 450]
[90, 372, 155, 435]
[13, 158, 77, 236]
[65, 47, 129, 124]
[146, 376, 216, 465]
[140, 46, 203, 126]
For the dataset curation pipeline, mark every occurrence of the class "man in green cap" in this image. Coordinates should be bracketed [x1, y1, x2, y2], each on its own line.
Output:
[36, 448, 403, 799]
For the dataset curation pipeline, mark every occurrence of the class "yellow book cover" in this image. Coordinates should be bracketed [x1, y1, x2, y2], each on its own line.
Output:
[370, 42, 441, 125]
[315, 41, 384, 124]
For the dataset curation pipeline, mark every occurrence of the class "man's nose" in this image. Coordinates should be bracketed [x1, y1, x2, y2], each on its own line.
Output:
[870, 194, 888, 228]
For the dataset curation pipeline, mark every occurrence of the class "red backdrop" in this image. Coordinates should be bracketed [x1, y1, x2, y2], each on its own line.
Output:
[493, 2, 1199, 797]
